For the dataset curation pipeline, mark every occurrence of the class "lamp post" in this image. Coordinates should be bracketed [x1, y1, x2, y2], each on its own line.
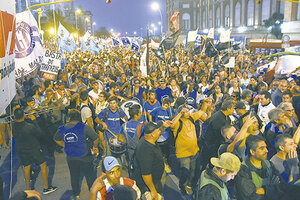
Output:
[75, 8, 81, 31]
[85, 17, 90, 32]
[151, 2, 163, 38]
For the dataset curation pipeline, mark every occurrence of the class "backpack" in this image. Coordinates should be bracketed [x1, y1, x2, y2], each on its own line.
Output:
[173, 116, 195, 143]
[79, 102, 97, 129]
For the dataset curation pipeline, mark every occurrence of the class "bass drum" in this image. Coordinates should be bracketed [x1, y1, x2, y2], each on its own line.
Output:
[120, 98, 142, 118]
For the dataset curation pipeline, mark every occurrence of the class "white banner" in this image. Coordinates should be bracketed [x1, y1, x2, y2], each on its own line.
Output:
[140, 47, 147, 77]
[0, 0, 16, 114]
[15, 10, 43, 79]
[40, 49, 62, 75]
[220, 29, 231, 43]
[225, 57, 235, 68]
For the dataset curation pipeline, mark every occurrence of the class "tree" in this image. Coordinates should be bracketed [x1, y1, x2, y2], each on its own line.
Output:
[94, 27, 111, 38]
[41, 9, 76, 39]
[263, 12, 284, 39]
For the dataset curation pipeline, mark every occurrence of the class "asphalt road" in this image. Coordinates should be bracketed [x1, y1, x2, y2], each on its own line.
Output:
[0, 145, 185, 200]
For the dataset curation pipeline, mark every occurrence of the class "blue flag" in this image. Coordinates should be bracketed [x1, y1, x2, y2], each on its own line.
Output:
[89, 39, 101, 55]
[112, 38, 120, 46]
[59, 37, 77, 53]
[131, 42, 139, 52]
[57, 23, 70, 41]
[121, 37, 131, 46]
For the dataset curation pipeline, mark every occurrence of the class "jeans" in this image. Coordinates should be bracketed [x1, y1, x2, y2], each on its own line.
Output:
[178, 152, 199, 188]
[66, 158, 96, 196]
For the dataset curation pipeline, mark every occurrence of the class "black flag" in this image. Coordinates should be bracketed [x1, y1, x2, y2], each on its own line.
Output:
[205, 38, 218, 58]
[220, 53, 230, 65]
[160, 29, 181, 50]
[152, 46, 165, 62]
[216, 41, 231, 51]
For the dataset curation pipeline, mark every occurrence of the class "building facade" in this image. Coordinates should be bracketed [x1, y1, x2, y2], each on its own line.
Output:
[166, 0, 300, 40]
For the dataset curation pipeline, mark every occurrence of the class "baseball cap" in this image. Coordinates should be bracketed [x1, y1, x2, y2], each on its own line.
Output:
[103, 156, 120, 172]
[143, 121, 163, 135]
[210, 152, 241, 172]
[235, 101, 246, 109]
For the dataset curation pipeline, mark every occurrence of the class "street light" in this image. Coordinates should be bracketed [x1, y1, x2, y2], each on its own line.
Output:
[134, 31, 137, 35]
[85, 17, 90, 32]
[49, 28, 55, 35]
[75, 8, 81, 31]
[151, 2, 163, 37]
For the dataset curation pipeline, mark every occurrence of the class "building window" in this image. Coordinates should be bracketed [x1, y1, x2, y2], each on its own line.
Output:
[202, 10, 206, 29]
[182, 13, 191, 30]
[235, 2, 241, 27]
[262, 0, 270, 21]
[247, 0, 254, 26]
[182, 4, 190, 8]
[280, 1, 285, 14]
[209, 9, 213, 27]
[216, 6, 221, 27]
[297, 3, 300, 20]
[225, 5, 230, 27]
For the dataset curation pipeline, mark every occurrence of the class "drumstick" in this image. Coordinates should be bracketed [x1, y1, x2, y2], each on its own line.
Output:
[106, 128, 118, 138]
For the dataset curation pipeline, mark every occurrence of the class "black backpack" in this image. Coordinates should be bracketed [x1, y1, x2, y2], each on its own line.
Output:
[78, 102, 97, 129]
[174, 116, 195, 143]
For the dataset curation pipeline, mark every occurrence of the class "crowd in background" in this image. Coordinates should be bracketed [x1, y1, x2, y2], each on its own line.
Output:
[0, 38, 300, 200]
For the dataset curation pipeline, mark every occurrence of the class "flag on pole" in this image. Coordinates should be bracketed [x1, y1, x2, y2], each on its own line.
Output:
[112, 38, 120, 46]
[57, 23, 70, 41]
[152, 45, 165, 62]
[131, 42, 139, 52]
[89, 39, 101, 55]
[217, 29, 231, 51]
[160, 29, 181, 50]
[140, 47, 147, 77]
[121, 37, 131, 46]
[15, 10, 43, 78]
[170, 11, 180, 32]
[59, 36, 77, 53]
[220, 29, 231, 43]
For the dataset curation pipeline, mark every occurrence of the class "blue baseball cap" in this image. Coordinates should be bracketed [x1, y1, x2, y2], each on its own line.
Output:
[103, 156, 120, 172]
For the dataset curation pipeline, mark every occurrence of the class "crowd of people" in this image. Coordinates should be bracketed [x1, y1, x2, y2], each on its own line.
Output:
[0, 40, 300, 200]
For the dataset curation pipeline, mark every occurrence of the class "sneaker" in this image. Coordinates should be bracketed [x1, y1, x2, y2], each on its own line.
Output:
[43, 186, 57, 194]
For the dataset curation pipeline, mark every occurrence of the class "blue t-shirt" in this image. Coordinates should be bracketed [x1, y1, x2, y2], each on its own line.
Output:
[182, 89, 198, 108]
[142, 100, 161, 122]
[155, 87, 173, 104]
[131, 86, 146, 105]
[120, 120, 142, 139]
[151, 107, 175, 142]
[97, 107, 126, 138]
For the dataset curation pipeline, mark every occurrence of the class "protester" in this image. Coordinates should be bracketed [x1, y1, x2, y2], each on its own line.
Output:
[134, 121, 172, 199]
[54, 109, 99, 199]
[89, 156, 141, 200]
[195, 152, 241, 199]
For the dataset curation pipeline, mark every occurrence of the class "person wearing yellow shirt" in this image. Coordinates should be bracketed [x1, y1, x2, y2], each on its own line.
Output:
[171, 102, 209, 195]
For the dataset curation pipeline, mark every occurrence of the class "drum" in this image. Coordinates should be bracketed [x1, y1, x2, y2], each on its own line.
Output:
[120, 99, 142, 118]
[109, 137, 126, 155]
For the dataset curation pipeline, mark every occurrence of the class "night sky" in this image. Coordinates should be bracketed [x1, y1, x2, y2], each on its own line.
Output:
[74, 0, 166, 37]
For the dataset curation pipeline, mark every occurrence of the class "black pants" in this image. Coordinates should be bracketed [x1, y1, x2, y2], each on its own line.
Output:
[157, 140, 170, 162]
[66, 158, 96, 196]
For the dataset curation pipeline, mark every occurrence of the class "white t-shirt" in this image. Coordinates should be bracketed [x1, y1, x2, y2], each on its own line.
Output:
[89, 89, 101, 102]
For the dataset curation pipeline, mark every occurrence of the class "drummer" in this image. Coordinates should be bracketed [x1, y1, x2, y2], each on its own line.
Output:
[95, 96, 128, 155]
[150, 98, 175, 168]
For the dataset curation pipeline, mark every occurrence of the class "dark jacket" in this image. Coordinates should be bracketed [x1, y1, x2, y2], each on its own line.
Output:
[235, 156, 287, 200]
[196, 168, 226, 200]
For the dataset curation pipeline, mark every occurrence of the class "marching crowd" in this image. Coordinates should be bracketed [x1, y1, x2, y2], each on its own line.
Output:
[0, 41, 300, 200]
